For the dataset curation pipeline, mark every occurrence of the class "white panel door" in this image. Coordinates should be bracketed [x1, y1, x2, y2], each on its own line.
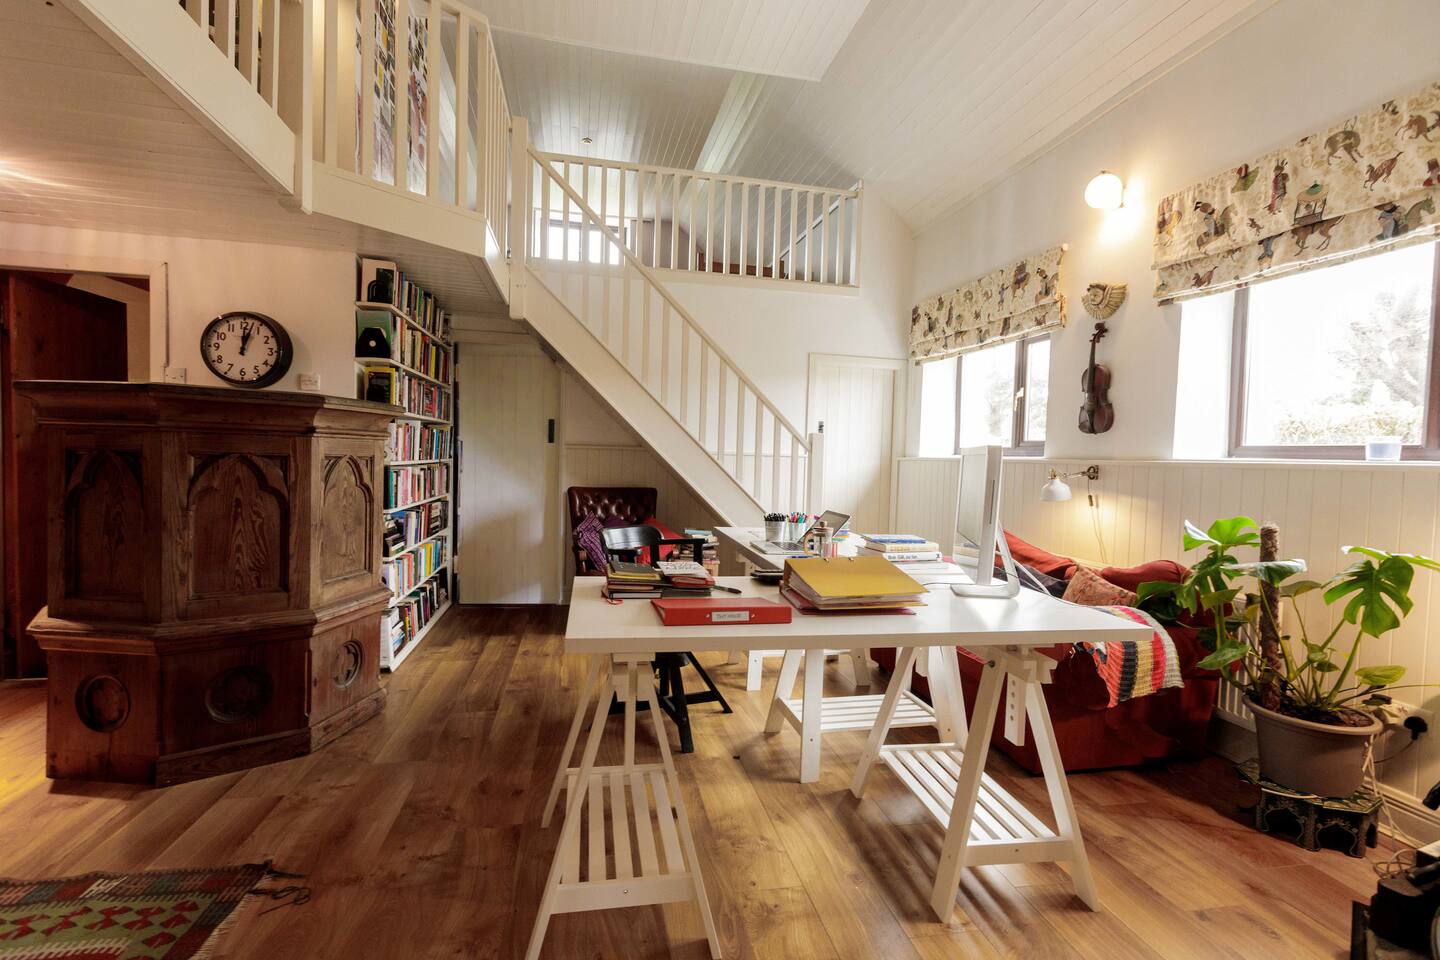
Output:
[458, 341, 561, 603]
[806, 354, 905, 534]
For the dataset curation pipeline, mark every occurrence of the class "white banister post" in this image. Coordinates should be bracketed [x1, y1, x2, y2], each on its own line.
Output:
[509, 115, 529, 320]
[277, 0, 314, 212]
[851, 180, 863, 289]
[806, 430, 824, 516]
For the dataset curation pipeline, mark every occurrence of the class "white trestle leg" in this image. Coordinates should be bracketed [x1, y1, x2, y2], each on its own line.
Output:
[527, 654, 721, 960]
[850, 644, 1101, 924]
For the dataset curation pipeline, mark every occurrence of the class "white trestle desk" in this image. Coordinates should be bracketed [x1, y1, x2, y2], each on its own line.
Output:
[526, 575, 1151, 960]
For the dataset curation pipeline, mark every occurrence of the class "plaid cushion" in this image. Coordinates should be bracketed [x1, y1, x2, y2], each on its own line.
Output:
[574, 513, 607, 573]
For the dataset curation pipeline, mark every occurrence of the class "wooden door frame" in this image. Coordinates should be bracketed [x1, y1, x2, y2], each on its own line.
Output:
[453, 332, 562, 605]
[0, 249, 168, 382]
[804, 353, 907, 530]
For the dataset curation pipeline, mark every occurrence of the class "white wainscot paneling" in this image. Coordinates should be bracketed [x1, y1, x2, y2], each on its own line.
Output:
[987, 457, 1440, 827]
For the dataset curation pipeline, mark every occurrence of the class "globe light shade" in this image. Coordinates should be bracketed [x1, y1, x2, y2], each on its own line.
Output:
[1084, 171, 1125, 210]
[1040, 476, 1073, 502]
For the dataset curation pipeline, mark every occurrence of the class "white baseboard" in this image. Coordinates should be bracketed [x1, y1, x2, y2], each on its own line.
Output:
[1209, 715, 1440, 846]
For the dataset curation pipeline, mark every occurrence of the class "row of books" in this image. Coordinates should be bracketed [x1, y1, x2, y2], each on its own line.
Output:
[390, 420, 452, 462]
[397, 326, 452, 381]
[387, 575, 449, 655]
[383, 499, 449, 556]
[383, 535, 448, 599]
[362, 365, 453, 422]
[359, 258, 451, 342]
[601, 560, 715, 600]
[386, 463, 450, 509]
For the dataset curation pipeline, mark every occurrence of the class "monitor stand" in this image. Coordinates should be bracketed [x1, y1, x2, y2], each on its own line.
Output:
[950, 533, 1021, 599]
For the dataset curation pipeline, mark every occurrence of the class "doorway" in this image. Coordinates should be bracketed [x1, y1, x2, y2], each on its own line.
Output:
[806, 354, 906, 534]
[2, 270, 134, 678]
[456, 340, 560, 604]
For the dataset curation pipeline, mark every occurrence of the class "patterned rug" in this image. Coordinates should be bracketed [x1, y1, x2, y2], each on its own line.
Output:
[0, 863, 281, 959]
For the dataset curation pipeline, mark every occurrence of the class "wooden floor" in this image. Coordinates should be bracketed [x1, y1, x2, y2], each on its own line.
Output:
[0, 606, 1387, 959]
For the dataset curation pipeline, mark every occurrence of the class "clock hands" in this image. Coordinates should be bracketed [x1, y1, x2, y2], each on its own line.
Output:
[239, 323, 253, 357]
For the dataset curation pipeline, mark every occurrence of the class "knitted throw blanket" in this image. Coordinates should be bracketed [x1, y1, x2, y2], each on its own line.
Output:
[1076, 605, 1184, 707]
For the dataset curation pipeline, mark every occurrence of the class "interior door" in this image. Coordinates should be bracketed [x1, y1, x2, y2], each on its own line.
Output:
[806, 354, 905, 534]
[456, 341, 560, 603]
[2, 272, 128, 677]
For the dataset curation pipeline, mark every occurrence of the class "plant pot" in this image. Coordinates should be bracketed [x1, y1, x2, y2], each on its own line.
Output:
[1247, 698, 1381, 797]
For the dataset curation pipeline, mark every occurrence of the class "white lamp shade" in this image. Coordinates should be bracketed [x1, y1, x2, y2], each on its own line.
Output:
[1040, 477, 1073, 502]
[1084, 171, 1124, 210]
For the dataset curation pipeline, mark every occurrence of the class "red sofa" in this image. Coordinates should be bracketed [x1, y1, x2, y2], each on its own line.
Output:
[870, 533, 1219, 774]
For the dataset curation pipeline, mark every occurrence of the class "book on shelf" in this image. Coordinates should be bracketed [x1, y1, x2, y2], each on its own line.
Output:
[386, 463, 450, 509]
[362, 364, 396, 404]
[358, 257, 451, 342]
[382, 535, 448, 597]
[389, 420, 452, 461]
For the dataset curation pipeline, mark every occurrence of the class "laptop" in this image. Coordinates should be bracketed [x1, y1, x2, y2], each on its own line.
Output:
[754, 510, 851, 554]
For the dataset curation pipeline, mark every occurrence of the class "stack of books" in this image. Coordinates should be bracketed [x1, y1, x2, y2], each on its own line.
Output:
[780, 556, 927, 612]
[603, 561, 714, 600]
[858, 534, 943, 561]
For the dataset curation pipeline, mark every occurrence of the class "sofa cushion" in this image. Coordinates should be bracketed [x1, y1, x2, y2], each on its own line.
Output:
[1062, 566, 1138, 607]
[1099, 559, 1188, 592]
[1004, 530, 1077, 580]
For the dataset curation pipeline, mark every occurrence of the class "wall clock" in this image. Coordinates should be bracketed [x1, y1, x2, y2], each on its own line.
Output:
[200, 311, 293, 388]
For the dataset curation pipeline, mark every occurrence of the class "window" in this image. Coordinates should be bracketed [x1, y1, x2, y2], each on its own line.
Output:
[538, 216, 625, 265]
[916, 335, 1049, 456]
[1230, 242, 1440, 458]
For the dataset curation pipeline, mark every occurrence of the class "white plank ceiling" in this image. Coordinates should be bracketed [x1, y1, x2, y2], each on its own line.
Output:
[0, 0, 506, 317]
[467, 0, 874, 81]
[483, 0, 1277, 230]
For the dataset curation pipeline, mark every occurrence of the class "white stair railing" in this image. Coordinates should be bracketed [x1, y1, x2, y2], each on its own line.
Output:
[533, 152, 860, 287]
[525, 148, 815, 513]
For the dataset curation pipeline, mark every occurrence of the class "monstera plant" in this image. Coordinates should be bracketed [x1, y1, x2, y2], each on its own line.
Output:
[1138, 516, 1438, 796]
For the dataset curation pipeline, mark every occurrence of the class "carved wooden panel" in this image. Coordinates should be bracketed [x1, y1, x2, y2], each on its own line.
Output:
[186, 453, 289, 599]
[320, 455, 374, 584]
[63, 450, 145, 601]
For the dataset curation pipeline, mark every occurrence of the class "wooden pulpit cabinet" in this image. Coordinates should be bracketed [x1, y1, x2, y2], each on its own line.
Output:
[15, 382, 401, 785]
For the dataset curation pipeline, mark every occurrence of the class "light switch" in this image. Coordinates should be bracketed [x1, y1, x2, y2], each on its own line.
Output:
[164, 367, 186, 384]
[298, 372, 321, 392]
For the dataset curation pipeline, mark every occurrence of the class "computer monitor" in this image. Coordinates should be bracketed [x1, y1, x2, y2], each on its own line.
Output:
[950, 445, 1019, 598]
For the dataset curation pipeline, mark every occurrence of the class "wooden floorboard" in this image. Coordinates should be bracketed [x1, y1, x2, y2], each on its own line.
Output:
[0, 604, 1384, 959]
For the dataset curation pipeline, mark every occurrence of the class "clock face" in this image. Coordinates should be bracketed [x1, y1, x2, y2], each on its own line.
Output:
[201, 312, 293, 388]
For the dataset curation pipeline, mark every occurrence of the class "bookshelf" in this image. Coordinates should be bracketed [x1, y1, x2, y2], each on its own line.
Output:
[354, 258, 456, 671]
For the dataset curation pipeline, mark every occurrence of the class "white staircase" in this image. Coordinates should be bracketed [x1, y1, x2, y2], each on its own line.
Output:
[514, 138, 821, 525]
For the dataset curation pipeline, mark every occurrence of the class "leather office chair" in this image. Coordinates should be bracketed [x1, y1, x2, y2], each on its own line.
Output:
[601, 524, 730, 753]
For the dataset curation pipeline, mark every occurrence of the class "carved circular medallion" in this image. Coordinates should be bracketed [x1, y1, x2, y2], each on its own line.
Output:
[332, 639, 363, 690]
[205, 666, 273, 724]
[75, 674, 130, 733]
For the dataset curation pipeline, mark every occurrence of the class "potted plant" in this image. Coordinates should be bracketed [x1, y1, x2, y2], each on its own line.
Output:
[1138, 516, 1438, 797]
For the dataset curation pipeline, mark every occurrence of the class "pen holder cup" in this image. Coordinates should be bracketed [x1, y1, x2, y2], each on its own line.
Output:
[764, 520, 785, 541]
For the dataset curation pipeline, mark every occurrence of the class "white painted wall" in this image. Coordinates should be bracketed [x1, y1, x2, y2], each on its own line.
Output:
[910, 0, 1440, 460]
[0, 221, 356, 396]
[660, 192, 914, 432]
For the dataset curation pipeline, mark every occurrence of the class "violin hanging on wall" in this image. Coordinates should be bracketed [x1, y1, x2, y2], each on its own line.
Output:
[1078, 321, 1114, 435]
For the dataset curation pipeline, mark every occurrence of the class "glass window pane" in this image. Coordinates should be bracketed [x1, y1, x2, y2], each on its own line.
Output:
[1243, 243, 1435, 447]
[917, 357, 957, 457]
[958, 342, 1016, 447]
[1024, 339, 1049, 442]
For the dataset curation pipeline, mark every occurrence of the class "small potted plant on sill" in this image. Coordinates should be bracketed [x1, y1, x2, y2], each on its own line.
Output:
[1138, 516, 1438, 797]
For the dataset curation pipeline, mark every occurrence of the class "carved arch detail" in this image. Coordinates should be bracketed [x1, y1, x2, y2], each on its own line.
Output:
[186, 453, 290, 599]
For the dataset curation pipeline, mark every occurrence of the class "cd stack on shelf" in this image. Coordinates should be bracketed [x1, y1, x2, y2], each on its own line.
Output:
[355, 256, 457, 671]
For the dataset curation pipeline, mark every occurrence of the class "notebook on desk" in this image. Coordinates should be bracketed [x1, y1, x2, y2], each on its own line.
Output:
[782, 555, 927, 610]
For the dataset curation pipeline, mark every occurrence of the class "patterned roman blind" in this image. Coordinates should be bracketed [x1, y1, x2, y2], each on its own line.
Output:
[1153, 80, 1440, 303]
[909, 245, 1066, 362]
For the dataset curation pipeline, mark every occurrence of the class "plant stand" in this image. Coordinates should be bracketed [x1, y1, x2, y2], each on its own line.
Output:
[1237, 760, 1380, 858]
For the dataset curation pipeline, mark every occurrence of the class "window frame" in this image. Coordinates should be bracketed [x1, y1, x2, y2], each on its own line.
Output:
[1227, 242, 1440, 460]
[945, 333, 1048, 456]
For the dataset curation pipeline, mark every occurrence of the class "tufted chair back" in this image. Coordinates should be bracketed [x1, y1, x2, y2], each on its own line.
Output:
[567, 486, 658, 574]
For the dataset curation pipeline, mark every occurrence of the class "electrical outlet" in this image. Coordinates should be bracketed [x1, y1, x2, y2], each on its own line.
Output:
[163, 367, 186, 384]
[297, 372, 320, 392]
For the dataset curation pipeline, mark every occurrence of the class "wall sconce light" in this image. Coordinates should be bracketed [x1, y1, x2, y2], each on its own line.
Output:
[1084, 171, 1125, 210]
[1040, 465, 1100, 502]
